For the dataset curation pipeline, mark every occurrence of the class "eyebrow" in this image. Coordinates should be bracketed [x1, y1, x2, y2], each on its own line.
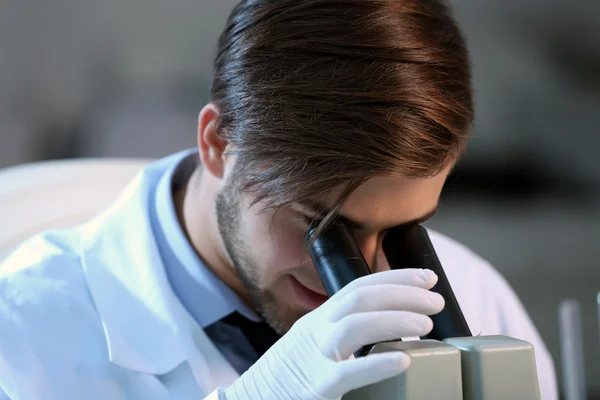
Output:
[297, 201, 440, 231]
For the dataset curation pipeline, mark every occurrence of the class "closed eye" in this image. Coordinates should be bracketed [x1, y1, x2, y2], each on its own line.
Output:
[299, 213, 316, 227]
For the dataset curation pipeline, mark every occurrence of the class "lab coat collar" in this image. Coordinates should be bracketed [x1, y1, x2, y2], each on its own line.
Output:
[153, 151, 260, 326]
[78, 161, 239, 392]
[80, 166, 194, 375]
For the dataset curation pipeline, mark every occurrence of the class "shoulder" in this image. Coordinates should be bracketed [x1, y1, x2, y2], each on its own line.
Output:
[0, 230, 116, 399]
[426, 229, 530, 333]
[427, 229, 559, 399]
[428, 228, 498, 277]
[1, 229, 92, 305]
[427, 228, 509, 293]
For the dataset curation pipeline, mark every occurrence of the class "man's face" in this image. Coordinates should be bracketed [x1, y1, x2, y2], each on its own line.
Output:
[215, 168, 450, 334]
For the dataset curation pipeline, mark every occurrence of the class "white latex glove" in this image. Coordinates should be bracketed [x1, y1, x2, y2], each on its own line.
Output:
[209, 268, 444, 400]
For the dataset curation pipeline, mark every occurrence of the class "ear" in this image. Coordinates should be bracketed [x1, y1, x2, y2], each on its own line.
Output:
[198, 103, 228, 179]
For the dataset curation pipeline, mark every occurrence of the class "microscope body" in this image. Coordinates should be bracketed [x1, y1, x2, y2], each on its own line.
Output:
[308, 222, 542, 400]
[342, 336, 542, 400]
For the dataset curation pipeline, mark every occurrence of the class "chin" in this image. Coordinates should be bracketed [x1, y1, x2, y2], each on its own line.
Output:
[262, 300, 307, 334]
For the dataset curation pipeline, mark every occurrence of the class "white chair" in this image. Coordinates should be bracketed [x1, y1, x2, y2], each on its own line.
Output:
[0, 158, 151, 262]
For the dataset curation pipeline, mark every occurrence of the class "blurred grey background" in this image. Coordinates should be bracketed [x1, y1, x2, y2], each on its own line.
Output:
[1, 0, 598, 398]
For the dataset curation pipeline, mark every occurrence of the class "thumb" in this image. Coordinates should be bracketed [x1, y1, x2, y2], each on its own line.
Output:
[320, 351, 411, 398]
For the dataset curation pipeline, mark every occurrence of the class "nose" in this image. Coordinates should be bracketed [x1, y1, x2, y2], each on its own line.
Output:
[354, 231, 391, 273]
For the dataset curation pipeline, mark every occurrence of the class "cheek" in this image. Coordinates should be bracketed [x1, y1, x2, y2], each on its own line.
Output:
[244, 213, 310, 277]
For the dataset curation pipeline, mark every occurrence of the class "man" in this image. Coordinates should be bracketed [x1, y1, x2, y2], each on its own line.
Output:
[0, 0, 558, 399]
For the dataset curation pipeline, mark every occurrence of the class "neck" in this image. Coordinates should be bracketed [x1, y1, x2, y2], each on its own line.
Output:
[174, 167, 252, 307]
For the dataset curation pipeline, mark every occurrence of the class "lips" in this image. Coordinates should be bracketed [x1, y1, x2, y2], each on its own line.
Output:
[290, 276, 329, 309]
[295, 277, 327, 297]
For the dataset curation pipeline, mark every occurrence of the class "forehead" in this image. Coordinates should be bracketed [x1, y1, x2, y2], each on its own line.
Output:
[332, 167, 451, 231]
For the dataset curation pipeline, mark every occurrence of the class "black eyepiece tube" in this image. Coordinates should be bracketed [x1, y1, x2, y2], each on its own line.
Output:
[383, 224, 472, 340]
[308, 222, 374, 357]
[307, 222, 371, 297]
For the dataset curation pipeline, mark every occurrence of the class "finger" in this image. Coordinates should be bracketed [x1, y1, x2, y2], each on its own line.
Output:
[328, 311, 433, 359]
[328, 284, 445, 322]
[321, 269, 437, 314]
[319, 351, 411, 399]
[330, 268, 437, 301]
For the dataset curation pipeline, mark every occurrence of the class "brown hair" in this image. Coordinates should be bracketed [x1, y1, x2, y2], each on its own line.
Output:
[210, 0, 473, 238]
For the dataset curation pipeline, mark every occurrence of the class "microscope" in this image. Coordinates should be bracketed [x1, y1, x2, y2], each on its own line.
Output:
[308, 222, 542, 400]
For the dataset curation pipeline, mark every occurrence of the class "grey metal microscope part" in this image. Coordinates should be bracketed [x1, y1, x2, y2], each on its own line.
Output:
[559, 299, 587, 400]
[343, 336, 541, 400]
[444, 335, 541, 400]
[342, 340, 463, 400]
[597, 292, 600, 350]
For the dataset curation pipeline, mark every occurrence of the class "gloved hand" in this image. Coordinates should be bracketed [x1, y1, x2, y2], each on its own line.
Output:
[212, 268, 444, 400]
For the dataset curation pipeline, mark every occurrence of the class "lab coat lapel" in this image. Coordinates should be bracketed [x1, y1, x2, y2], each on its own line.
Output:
[188, 322, 241, 390]
[79, 166, 240, 394]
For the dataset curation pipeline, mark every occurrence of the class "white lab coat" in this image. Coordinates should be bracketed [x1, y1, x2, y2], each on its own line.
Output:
[0, 163, 558, 400]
